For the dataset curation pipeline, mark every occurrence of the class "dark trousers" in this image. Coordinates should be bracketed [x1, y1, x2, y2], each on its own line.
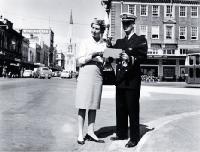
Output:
[116, 88, 140, 142]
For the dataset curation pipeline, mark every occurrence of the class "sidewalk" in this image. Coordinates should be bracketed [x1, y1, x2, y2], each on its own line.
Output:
[73, 85, 200, 152]
[74, 112, 200, 152]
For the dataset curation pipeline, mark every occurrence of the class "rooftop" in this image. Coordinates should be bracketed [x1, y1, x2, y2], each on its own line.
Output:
[113, 0, 200, 4]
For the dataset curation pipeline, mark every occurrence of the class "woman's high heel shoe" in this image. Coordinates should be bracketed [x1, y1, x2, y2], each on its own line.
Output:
[77, 140, 85, 145]
[84, 134, 105, 143]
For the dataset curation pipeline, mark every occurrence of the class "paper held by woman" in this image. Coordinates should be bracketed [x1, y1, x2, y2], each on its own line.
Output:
[103, 48, 122, 59]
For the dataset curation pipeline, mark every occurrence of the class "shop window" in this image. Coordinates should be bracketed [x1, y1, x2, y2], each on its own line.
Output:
[163, 67, 175, 77]
[179, 60, 185, 65]
[162, 59, 176, 65]
[142, 59, 158, 65]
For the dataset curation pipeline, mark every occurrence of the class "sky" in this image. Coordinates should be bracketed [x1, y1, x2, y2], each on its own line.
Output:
[0, 0, 106, 51]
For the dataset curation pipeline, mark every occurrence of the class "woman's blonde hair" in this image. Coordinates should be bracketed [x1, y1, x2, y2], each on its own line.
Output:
[91, 18, 106, 33]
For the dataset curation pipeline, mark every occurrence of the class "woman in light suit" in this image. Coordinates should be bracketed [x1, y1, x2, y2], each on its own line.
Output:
[75, 18, 106, 145]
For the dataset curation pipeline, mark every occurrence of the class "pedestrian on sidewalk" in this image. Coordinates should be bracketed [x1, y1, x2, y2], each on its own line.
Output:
[75, 18, 106, 145]
[107, 12, 148, 148]
[2, 66, 7, 78]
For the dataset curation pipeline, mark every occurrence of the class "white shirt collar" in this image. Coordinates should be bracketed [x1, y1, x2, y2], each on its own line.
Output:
[127, 31, 135, 40]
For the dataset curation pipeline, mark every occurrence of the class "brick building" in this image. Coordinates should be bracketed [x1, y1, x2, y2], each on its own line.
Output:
[110, 0, 200, 81]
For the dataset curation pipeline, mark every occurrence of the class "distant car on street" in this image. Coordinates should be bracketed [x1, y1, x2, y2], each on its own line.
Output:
[60, 70, 71, 79]
[23, 70, 33, 78]
[34, 67, 52, 79]
[52, 71, 61, 77]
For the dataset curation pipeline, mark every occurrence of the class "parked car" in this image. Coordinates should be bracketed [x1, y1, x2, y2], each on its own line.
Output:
[23, 70, 33, 78]
[60, 70, 71, 78]
[52, 71, 61, 77]
[34, 67, 52, 79]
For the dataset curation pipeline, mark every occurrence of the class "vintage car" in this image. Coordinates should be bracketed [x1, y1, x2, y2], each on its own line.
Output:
[23, 70, 33, 78]
[34, 67, 52, 79]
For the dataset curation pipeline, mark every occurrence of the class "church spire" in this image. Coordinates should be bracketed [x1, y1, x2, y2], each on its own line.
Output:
[70, 9, 73, 24]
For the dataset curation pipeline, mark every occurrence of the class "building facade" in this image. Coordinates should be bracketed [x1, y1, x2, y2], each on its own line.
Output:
[0, 18, 23, 77]
[110, 0, 200, 81]
[56, 52, 65, 70]
[22, 29, 56, 69]
[21, 38, 35, 70]
[64, 42, 77, 72]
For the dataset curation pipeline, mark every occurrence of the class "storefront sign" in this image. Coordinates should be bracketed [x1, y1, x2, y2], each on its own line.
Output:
[22, 29, 50, 34]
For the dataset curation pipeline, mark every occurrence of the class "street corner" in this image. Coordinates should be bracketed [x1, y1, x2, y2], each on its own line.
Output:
[136, 111, 200, 152]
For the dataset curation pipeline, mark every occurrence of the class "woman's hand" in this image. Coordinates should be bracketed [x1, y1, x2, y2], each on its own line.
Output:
[92, 52, 103, 58]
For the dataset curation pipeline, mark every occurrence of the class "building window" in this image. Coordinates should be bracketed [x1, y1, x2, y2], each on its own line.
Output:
[128, 4, 136, 15]
[191, 6, 198, 17]
[140, 5, 148, 16]
[163, 49, 175, 55]
[152, 5, 159, 17]
[179, 6, 186, 17]
[179, 60, 185, 65]
[180, 48, 188, 55]
[151, 26, 159, 39]
[166, 26, 172, 39]
[166, 5, 173, 17]
[139, 25, 148, 38]
[179, 27, 187, 40]
[191, 27, 198, 40]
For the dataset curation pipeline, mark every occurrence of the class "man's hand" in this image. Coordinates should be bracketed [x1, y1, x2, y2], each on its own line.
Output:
[106, 37, 112, 48]
[120, 52, 129, 61]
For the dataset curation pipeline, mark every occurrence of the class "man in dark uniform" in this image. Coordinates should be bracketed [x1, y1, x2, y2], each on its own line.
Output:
[109, 12, 148, 148]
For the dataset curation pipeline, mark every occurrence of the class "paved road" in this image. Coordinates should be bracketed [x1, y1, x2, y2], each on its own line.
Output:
[0, 78, 200, 152]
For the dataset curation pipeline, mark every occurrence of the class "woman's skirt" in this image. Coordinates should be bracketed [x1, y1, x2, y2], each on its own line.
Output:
[75, 64, 103, 110]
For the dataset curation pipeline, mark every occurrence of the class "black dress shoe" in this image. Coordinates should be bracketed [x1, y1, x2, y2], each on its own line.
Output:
[84, 134, 105, 143]
[125, 140, 138, 148]
[110, 136, 127, 141]
[77, 140, 85, 145]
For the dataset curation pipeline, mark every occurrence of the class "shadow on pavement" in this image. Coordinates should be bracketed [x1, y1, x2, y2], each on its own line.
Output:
[95, 124, 154, 140]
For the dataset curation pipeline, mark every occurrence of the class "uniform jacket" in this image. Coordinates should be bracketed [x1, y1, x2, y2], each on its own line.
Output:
[113, 33, 148, 89]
